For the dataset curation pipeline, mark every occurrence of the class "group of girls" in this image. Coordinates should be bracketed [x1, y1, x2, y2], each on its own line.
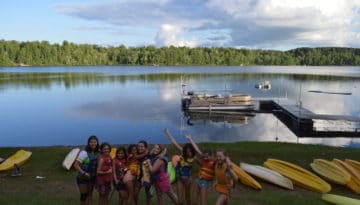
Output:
[73, 129, 238, 205]
[164, 129, 238, 205]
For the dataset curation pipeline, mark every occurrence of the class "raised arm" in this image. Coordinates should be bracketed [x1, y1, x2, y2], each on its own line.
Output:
[184, 134, 202, 155]
[163, 128, 182, 151]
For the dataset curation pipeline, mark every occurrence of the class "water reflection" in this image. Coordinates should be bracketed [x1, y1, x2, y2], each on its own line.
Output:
[0, 66, 359, 147]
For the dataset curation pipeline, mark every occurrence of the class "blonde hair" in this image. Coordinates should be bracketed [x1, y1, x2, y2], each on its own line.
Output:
[216, 148, 227, 156]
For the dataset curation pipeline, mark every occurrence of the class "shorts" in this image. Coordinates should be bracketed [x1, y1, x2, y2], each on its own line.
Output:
[177, 175, 191, 183]
[114, 182, 126, 191]
[143, 182, 153, 198]
[76, 176, 95, 185]
[96, 181, 112, 195]
[196, 178, 212, 189]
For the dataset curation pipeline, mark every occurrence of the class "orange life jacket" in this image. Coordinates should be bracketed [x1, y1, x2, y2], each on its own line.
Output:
[214, 163, 233, 196]
[126, 154, 140, 176]
[198, 160, 215, 181]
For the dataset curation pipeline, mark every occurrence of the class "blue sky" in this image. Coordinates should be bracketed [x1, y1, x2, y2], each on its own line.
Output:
[1, 0, 360, 50]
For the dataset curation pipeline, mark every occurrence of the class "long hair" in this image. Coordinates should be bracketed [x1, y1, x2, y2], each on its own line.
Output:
[128, 144, 137, 154]
[182, 143, 195, 161]
[85, 135, 100, 152]
[154, 144, 166, 156]
[100, 142, 111, 153]
[116, 146, 127, 159]
[137, 140, 148, 148]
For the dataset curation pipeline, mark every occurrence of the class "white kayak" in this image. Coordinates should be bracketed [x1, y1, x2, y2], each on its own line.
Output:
[240, 162, 294, 190]
[62, 148, 81, 170]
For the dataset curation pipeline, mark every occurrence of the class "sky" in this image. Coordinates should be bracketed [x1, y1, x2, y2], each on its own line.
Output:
[1, 0, 360, 50]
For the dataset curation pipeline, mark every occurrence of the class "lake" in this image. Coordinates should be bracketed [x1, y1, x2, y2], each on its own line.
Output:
[0, 66, 359, 147]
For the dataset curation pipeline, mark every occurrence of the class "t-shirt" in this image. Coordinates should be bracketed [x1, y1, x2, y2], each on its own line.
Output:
[76, 150, 88, 163]
[76, 150, 98, 178]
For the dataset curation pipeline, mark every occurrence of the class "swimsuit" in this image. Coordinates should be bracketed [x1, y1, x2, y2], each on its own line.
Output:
[175, 156, 194, 182]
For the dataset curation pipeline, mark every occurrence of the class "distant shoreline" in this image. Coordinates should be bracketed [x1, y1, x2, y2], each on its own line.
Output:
[1, 40, 360, 66]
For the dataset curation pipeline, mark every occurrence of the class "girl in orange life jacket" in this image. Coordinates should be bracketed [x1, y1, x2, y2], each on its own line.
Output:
[123, 144, 139, 205]
[73, 135, 100, 205]
[164, 128, 196, 205]
[123, 144, 148, 205]
[96, 142, 113, 205]
[145, 144, 179, 205]
[113, 146, 128, 205]
[183, 134, 215, 205]
[136, 140, 152, 205]
[214, 149, 238, 205]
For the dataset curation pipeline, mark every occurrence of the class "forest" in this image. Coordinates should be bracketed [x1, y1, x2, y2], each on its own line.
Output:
[0, 40, 359, 66]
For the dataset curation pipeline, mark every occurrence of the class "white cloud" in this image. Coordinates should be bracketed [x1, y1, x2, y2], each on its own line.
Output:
[55, 0, 360, 49]
[155, 24, 198, 47]
[207, 0, 360, 48]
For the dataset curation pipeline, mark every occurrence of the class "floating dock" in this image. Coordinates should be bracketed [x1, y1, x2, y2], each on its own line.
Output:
[256, 98, 360, 137]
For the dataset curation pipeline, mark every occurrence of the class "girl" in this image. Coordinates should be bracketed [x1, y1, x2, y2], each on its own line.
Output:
[123, 144, 138, 205]
[73, 135, 100, 205]
[113, 146, 128, 205]
[123, 144, 148, 205]
[214, 149, 238, 205]
[96, 142, 113, 205]
[184, 134, 215, 205]
[136, 140, 152, 205]
[146, 144, 178, 205]
[164, 128, 196, 205]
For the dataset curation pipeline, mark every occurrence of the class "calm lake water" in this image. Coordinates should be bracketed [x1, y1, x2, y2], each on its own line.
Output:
[0, 66, 359, 147]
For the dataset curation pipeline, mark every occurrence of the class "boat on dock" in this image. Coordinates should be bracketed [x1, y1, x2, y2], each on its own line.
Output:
[182, 91, 255, 111]
[255, 81, 271, 90]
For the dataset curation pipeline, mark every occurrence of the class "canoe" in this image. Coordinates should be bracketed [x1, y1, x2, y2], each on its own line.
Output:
[322, 194, 360, 205]
[231, 162, 262, 190]
[240, 162, 293, 190]
[62, 148, 80, 170]
[264, 159, 331, 193]
[310, 159, 351, 185]
[110, 147, 117, 158]
[0, 150, 32, 171]
[333, 159, 360, 194]
[345, 159, 360, 172]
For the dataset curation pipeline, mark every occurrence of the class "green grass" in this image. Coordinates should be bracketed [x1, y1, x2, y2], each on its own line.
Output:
[1, 142, 360, 205]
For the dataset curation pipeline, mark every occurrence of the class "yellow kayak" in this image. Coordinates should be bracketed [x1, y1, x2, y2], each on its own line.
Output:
[345, 159, 360, 172]
[264, 158, 331, 193]
[310, 159, 350, 185]
[0, 150, 32, 171]
[231, 162, 262, 190]
[322, 194, 360, 205]
[333, 159, 360, 194]
[110, 147, 117, 158]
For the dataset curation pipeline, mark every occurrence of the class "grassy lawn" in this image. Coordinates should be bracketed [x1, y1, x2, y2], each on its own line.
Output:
[0, 142, 359, 205]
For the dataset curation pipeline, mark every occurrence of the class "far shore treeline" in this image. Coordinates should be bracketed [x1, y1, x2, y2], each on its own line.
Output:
[1, 40, 360, 66]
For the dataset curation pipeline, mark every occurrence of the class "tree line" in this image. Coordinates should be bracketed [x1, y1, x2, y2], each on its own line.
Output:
[0, 40, 359, 66]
